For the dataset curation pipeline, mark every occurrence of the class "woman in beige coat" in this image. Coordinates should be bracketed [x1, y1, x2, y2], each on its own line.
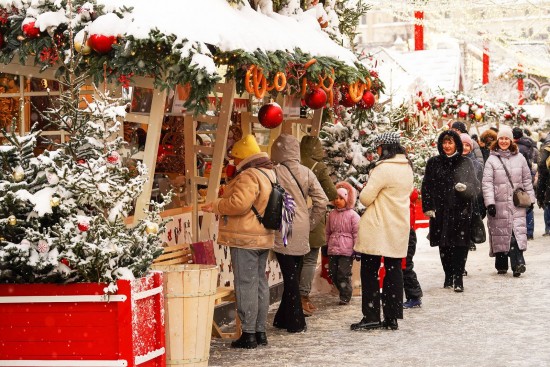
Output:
[351, 132, 414, 332]
[203, 135, 274, 349]
[270, 134, 328, 333]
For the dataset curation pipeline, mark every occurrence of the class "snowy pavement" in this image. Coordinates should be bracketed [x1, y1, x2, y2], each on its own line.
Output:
[209, 208, 550, 367]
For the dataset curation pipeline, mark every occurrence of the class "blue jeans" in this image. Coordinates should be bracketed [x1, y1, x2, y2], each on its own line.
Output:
[545, 207, 550, 234]
[526, 209, 534, 237]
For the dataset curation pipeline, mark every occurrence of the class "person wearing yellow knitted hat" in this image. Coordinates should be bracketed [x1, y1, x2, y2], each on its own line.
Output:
[230, 134, 262, 162]
[202, 133, 275, 349]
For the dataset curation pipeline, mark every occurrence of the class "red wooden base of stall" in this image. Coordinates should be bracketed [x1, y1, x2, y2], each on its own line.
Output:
[0, 272, 165, 366]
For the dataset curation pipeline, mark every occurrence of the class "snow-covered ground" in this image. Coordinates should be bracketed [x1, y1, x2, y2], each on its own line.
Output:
[209, 208, 550, 366]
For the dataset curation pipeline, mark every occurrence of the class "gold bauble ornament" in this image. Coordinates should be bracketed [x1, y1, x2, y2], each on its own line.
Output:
[0, 237, 4, 242]
[8, 215, 17, 226]
[50, 196, 61, 207]
[145, 222, 159, 234]
[13, 170, 25, 182]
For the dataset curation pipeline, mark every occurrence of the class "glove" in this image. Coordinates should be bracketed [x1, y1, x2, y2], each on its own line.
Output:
[487, 204, 496, 217]
[424, 210, 436, 218]
[454, 183, 467, 192]
[352, 251, 362, 262]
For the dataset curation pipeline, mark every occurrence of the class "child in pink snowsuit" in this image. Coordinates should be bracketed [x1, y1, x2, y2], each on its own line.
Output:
[326, 181, 360, 305]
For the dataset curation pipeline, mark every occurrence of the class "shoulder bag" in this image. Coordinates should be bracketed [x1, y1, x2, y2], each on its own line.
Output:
[496, 156, 531, 208]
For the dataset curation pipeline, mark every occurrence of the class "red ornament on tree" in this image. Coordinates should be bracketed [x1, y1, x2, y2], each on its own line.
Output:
[305, 88, 327, 110]
[107, 151, 121, 165]
[258, 102, 283, 129]
[360, 91, 376, 109]
[458, 110, 467, 118]
[78, 222, 90, 232]
[88, 34, 116, 54]
[22, 20, 40, 38]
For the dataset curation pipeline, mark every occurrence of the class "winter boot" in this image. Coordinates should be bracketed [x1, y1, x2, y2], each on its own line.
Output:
[231, 332, 258, 349]
[350, 317, 382, 331]
[382, 318, 398, 330]
[403, 298, 422, 309]
[301, 295, 314, 316]
[255, 332, 268, 346]
[513, 264, 526, 277]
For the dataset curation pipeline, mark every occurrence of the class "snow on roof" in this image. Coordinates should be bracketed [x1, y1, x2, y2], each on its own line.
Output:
[96, 0, 357, 66]
[374, 47, 462, 105]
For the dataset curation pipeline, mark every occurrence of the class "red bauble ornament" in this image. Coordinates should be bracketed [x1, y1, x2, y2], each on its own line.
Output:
[107, 151, 120, 164]
[258, 102, 284, 129]
[305, 88, 327, 110]
[458, 111, 467, 118]
[78, 222, 90, 232]
[22, 21, 40, 39]
[437, 97, 445, 104]
[88, 34, 116, 54]
[360, 91, 376, 109]
[340, 89, 356, 107]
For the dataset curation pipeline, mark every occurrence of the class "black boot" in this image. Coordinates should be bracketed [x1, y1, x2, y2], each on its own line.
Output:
[231, 332, 258, 349]
[350, 317, 382, 331]
[454, 275, 464, 292]
[444, 274, 453, 289]
[255, 332, 268, 346]
[382, 318, 398, 330]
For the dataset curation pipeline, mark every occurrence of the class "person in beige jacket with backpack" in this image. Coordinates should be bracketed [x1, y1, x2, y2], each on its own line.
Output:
[270, 134, 328, 333]
[203, 135, 275, 349]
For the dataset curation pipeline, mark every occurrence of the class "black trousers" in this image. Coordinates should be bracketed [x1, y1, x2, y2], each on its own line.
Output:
[273, 253, 306, 332]
[360, 254, 403, 322]
[439, 245, 469, 287]
[328, 255, 353, 303]
[495, 233, 526, 271]
[403, 229, 423, 300]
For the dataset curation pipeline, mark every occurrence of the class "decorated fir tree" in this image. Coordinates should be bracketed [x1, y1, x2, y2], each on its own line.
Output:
[0, 20, 168, 289]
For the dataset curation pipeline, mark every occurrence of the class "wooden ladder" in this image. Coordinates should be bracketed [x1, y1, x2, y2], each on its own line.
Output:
[184, 80, 236, 243]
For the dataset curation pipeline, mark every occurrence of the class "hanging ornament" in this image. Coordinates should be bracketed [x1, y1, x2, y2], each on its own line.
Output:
[74, 41, 92, 55]
[88, 34, 116, 54]
[360, 91, 376, 109]
[145, 222, 159, 234]
[12, 168, 24, 182]
[50, 196, 61, 207]
[77, 159, 86, 165]
[258, 102, 284, 129]
[78, 221, 90, 232]
[22, 19, 40, 39]
[37, 240, 49, 254]
[305, 88, 327, 110]
[8, 215, 17, 226]
[340, 89, 356, 108]
[107, 151, 121, 165]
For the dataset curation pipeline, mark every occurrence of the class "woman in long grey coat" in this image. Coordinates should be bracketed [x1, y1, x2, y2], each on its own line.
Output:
[482, 127, 535, 277]
[271, 134, 328, 333]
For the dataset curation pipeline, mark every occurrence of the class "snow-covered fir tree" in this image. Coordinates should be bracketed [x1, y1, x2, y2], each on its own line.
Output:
[0, 21, 168, 288]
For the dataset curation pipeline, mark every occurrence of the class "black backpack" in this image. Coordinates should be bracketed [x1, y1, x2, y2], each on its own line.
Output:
[251, 169, 295, 233]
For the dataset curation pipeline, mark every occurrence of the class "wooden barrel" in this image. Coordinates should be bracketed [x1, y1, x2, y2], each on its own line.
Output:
[152, 264, 218, 367]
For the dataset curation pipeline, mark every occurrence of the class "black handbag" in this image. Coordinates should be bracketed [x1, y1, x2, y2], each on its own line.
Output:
[470, 213, 486, 244]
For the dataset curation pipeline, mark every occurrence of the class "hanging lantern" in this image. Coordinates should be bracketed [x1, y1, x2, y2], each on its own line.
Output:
[305, 89, 327, 110]
[258, 102, 284, 129]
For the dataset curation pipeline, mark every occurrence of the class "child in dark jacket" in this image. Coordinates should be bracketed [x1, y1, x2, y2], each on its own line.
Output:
[403, 188, 423, 308]
[326, 181, 360, 305]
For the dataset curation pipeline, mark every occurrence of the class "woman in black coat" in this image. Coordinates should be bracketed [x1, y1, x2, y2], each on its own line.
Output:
[421, 130, 479, 292]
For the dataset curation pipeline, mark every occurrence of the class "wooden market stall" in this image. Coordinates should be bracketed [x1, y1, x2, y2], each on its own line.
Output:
[0, 2, 380, 358]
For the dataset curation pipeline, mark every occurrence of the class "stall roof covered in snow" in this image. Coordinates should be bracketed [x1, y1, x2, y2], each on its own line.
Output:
[374, 47, 462, 105]
[97, 0, 357, 66]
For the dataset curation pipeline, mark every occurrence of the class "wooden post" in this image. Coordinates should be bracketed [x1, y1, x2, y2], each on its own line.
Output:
[131, 77, 167, 223]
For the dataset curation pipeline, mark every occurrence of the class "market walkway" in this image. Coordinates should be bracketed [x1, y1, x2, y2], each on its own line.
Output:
[209, 208, 550, 367]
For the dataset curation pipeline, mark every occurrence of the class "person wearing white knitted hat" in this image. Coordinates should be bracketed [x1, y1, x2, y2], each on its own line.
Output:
[482, 124, 536, 278]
